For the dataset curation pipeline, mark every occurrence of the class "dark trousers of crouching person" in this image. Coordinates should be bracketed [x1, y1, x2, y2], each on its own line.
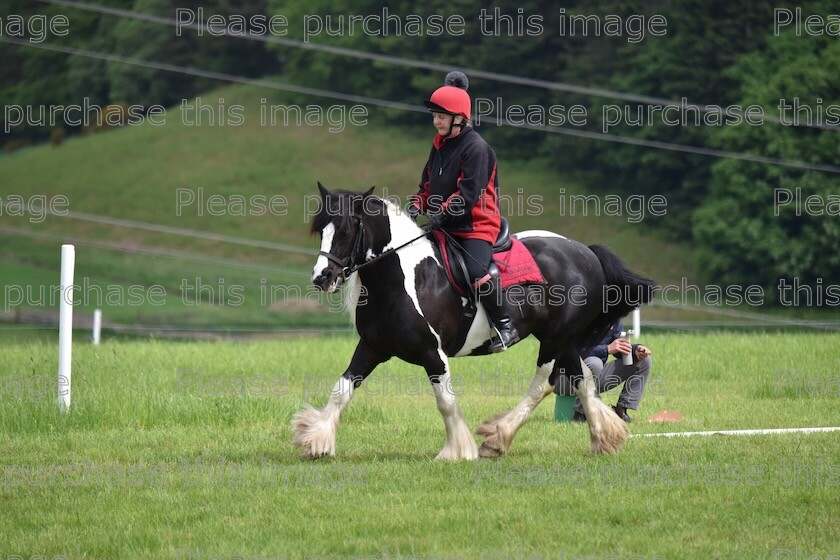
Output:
[573, 355, 652, 416]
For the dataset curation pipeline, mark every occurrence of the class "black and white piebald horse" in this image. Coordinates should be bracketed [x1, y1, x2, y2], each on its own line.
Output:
[292, 184, 657, 460]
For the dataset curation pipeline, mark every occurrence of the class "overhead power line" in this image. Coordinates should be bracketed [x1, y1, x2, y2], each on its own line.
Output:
[0, 36, 420, 114]
[0, 198, 317, 256]
[37, 0, 840, 132]
[57, 210, 317, 256]
[0, 225, 312, 277]
[2, 37, 838, 174]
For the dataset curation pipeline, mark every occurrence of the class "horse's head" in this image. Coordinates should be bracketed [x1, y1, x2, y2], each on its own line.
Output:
[310, 182, 377, 292]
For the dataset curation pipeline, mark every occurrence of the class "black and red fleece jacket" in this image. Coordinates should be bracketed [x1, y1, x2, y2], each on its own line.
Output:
[411, 127, 501, 244]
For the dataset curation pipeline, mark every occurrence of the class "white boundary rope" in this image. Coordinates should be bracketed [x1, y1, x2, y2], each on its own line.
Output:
[632, 426, 840, 438]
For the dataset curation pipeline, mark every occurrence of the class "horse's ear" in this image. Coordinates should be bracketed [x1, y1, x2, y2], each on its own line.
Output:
[317, 182, 329, 199]
[363, 186, 375, 198]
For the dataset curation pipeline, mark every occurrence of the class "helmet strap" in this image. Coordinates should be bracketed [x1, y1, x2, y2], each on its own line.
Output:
[446, 116, 466, 138]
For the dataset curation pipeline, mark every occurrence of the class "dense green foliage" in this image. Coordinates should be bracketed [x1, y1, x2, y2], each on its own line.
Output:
[0, 0, 279, 141]
[693, 3, 840, 301]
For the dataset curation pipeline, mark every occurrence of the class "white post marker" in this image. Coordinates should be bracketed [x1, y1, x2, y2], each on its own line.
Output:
[58, 244, 75, 411]
[632, 308, 640, 339]
[93, 309, 102, 345]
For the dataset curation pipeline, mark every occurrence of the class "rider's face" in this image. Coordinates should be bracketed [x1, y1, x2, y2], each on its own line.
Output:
[432, 112, 454, 136]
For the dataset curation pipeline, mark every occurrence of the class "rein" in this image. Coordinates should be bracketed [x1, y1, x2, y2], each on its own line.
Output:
[318, 216, 430, 280]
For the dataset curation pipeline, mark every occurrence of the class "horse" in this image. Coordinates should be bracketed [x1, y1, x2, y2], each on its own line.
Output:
[292, 183, 657, 460]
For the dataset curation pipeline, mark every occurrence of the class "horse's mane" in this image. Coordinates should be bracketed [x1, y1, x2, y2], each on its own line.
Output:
[309, 189, 369, 235]
[310, 190, 420, 238]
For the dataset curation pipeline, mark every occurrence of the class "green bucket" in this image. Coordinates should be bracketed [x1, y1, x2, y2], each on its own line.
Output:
[554, 394, 576, 422]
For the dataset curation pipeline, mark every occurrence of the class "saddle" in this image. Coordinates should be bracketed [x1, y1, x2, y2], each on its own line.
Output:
[430, 218, 546, 356]
[431, 218, 545, 298]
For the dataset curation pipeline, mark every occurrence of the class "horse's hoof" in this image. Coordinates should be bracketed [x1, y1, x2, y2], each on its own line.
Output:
[300, 450, 334, 461]
[435, 449, 479, 462]
[478, 444, 503, 458]
[475, 411, 508, 438]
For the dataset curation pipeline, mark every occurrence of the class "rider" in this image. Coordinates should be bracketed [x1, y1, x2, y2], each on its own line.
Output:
[408, 71, 519, 353]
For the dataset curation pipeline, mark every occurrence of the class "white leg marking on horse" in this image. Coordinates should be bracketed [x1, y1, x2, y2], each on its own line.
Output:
[291, 376, 355, 459]
[311, 222, 336, 282]
[576, 358, 628, 455]
[477, 360, 555, 457]
[433, 371, 479, 461]
[377, 203, 477, 460]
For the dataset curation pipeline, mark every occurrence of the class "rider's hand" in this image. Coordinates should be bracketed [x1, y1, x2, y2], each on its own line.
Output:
[425, 212, 446, 231]
[407, 204, 420, 222]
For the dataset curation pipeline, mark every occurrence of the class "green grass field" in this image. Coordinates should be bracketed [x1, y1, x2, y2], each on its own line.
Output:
[2, 332, 838, 559]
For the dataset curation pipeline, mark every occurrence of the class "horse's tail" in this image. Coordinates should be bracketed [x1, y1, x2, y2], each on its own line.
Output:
[577, 244, 658, 354]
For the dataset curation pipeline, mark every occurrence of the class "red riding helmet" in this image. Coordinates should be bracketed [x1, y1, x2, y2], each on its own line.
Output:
[424, 72, 471, 120]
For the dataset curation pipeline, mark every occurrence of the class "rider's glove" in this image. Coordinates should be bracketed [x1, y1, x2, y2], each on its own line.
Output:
[425, 212, 446, 231]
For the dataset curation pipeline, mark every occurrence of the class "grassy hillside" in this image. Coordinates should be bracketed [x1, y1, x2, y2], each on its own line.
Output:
[3, 83, 702, 333]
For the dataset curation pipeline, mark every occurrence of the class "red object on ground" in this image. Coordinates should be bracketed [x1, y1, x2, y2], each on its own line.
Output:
[648, 410, 684, 423]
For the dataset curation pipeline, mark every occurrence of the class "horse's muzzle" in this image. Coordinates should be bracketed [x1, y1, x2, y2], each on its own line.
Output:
[313, 268, 344, 293]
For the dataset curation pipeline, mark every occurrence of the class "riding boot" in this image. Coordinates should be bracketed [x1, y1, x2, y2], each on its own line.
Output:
[475, 275, 520, 353]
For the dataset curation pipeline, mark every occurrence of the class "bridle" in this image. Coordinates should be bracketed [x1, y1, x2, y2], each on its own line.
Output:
[318, 215, 366, 280]
[318, 214, 429, 280]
